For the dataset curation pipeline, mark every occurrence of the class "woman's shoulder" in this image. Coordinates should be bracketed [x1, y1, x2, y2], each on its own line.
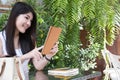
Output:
[0, 32, 2, 43]
[0, 30, 6, 39]
[0, 30, 4, 35]
[0, 31, 4, 43]
[0, 31, 3, 57]
[0, 31, 3, 35]
[0, 30, 6, 48]
[0, 31, 3, 38]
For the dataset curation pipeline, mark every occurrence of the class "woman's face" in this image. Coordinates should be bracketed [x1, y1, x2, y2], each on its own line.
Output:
[15, 12, 33, 33]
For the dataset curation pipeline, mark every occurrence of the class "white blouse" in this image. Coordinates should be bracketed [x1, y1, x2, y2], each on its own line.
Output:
[0, 31, 30, 80]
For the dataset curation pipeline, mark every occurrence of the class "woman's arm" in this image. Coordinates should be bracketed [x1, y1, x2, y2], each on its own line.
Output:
[0, 38, 4, 57]
[32, 42, 59, 70]
[20, 42, 58, 70]
[20, 47, 43, 63]
[32, 55, 51, 70]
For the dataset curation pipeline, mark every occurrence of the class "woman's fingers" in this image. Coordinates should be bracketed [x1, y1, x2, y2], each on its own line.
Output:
[50, 45, 58, 55]
[34, 52, 43, 61]
[30, 47, 44, 61]
[37, 46, 44, 51]
[54, 41, 59, 44]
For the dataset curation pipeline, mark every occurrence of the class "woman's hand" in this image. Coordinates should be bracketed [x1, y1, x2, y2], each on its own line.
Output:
[32, 43, 59, 70]
[20, 46, 44, 62]
[50, 42, 59, 55]
[28, 46, 43, 61]
[45, 42, 59, 59]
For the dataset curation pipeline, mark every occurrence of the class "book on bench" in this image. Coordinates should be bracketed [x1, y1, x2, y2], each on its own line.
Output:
[41, 26, 62, 54]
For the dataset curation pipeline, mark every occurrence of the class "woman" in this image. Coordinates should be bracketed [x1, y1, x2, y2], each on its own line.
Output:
[0, 2, 58, 80]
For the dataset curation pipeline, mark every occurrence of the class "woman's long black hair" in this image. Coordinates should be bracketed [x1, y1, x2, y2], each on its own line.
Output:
[2, 2, 37, 56]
